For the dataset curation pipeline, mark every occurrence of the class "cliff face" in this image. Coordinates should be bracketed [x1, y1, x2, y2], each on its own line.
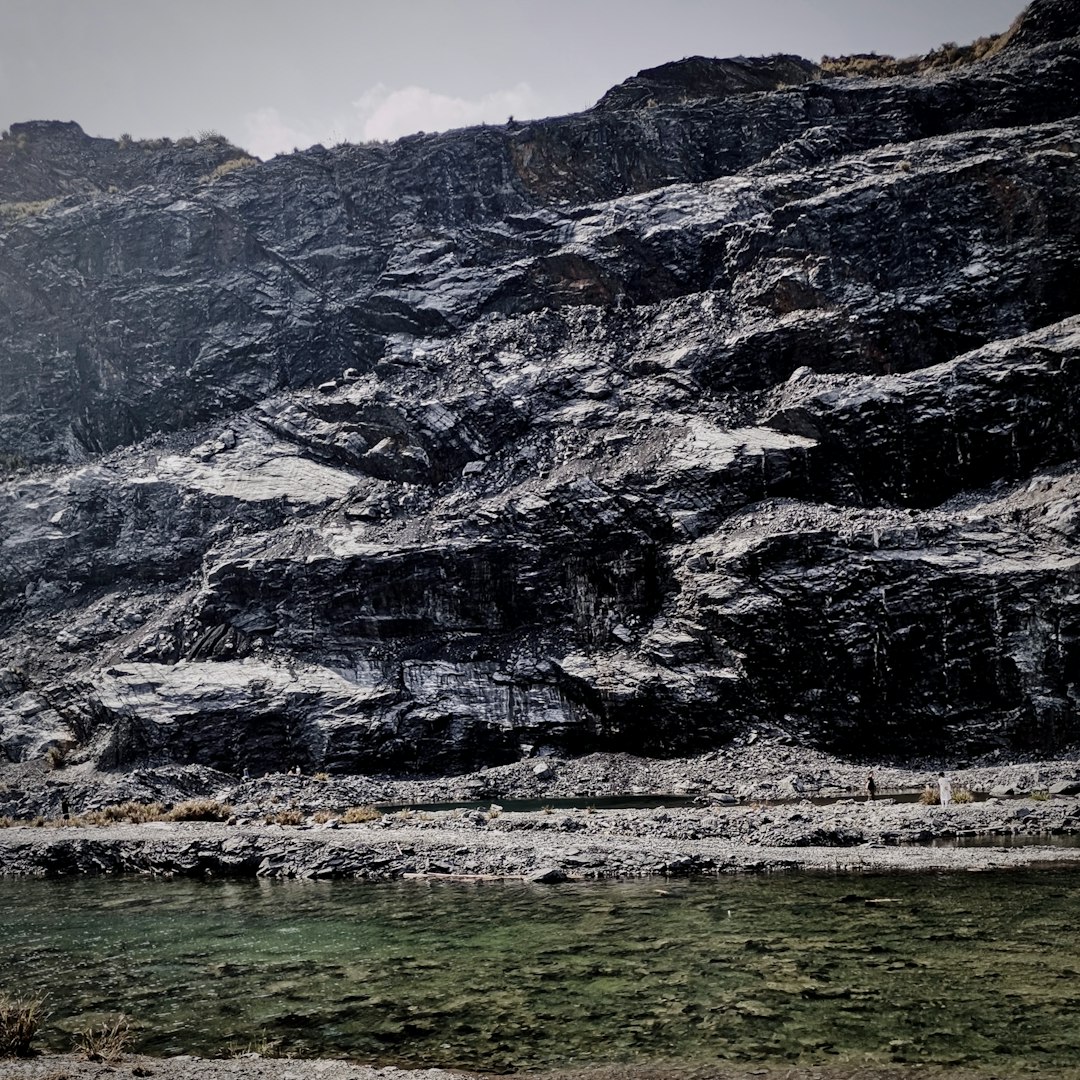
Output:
[1, 0, 1079, 775]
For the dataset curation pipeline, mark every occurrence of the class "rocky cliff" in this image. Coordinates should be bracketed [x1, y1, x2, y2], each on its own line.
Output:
[1, 0, 1078, 776]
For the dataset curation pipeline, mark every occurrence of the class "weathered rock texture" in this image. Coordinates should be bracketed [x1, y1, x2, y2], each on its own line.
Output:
[1, 0, 1079, 776]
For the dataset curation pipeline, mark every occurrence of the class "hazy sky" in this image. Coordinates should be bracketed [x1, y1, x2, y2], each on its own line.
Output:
[1, 0, 1027, 159]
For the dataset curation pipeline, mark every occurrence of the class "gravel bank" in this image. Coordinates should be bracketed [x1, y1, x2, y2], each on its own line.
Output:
[3, 792, 1080, 879]
[2, 1057, 1075, 1080]
[0, 1056, 470, 1080]
[3, 745, 1080, 878]
[5, 742, 1080, 821]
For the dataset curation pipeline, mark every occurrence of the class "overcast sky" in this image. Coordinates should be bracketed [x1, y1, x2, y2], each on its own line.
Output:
[0, 0, 1027, 159]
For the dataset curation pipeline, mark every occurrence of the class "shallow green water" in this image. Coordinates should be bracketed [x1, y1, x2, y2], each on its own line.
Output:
[3, 871, 1080, 1072]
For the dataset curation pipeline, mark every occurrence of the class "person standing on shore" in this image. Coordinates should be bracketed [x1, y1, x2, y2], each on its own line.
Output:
[937, 772, 952, 807]
[865, 773, 877, 801]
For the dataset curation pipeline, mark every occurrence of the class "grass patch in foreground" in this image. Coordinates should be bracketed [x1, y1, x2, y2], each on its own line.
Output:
[73, 1014, 131, 1063]
[0, 994, 46, 1057]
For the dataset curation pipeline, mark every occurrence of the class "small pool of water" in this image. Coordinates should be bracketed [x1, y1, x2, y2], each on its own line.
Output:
[3, 871, 1080, 1072]
[378, 794, 701, 813]
[379, 790, 1002, 813]
[925, 832, 1080, 849]
[804, 791, 993, 806]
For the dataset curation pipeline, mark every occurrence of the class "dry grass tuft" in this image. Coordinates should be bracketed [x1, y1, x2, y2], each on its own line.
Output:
[0, 993, 47, 1057]
[200, 156, 259, 183]
[265, 808, 305, 826]
[0, 815, 46, 828]
[167, 799, 233, 822]
[821, 33, 1007, 79]
[340, 805, 382, 824]
[919, 785, 974, 805]
[224, 1032, 311, 1059]
[73, 1014, 132, 1063]
[2, 799, 238, 828]
[0, 198, 59, 221]
[79, 801, 166, 826]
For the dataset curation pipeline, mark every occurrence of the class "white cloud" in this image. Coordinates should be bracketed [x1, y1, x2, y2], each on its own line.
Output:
[241, 82, 540, 159]
[242, 107, 320, 161]
[352, 82, 538, 143]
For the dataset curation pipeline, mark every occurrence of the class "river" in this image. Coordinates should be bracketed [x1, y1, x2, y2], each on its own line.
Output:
[3, 870, 1080, 1072]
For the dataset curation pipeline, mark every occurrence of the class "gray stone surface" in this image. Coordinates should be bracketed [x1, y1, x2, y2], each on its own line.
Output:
[0, 1055, 468, 1080]
[1, 0, 1079, 779]
[3, 789, 1080, 880]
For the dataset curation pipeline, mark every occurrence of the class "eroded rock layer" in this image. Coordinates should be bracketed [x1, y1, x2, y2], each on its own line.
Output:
[1, 0, 1079, 774]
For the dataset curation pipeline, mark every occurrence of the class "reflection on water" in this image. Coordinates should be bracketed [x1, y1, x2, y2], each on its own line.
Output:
[2, 871, 1080, 1072]
[377, 795, 701, 812]
[934, 832, 1080, 848]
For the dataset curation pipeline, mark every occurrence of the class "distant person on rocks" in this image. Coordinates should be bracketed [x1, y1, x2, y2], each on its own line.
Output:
[865, 773, 877, 801]
[937, 772, 952, 807]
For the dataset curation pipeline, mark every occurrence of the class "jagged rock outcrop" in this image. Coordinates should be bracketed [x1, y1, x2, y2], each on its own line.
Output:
[593, 55, 824, 111]
[1, 0, 1078, 775]
[0, 121, 252, 202]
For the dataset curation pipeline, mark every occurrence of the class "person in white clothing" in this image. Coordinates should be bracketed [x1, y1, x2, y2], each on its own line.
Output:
[937, 772, 952, 807]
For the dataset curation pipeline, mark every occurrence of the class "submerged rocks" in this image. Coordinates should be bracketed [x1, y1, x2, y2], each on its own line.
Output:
[1, 1, 1080, 777]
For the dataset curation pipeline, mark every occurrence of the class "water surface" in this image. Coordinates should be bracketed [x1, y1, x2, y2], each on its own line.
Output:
[3, 871, 1080, 1072]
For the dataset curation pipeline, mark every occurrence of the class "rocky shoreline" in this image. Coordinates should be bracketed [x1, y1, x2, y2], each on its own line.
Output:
[0, 1056, 471, 1080]
[2, 1056, 1055, 1080]
[5, 747, 1080, 1080]
[3, 746, 1080, 879]
[3, 799, 1080, 880]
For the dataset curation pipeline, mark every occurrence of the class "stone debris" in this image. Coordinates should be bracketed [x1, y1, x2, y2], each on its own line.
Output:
[2, 741, 1080, 879]
[0, 1054, 469, 1080]
[1, 794, 1079, 880]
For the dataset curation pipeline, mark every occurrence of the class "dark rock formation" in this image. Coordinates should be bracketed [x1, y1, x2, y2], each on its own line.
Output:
[1, 0, 1078, 776]
[0, 121, 252, 202]
[593, 55, 823, 111]
[1001, 0, 1080, 50]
